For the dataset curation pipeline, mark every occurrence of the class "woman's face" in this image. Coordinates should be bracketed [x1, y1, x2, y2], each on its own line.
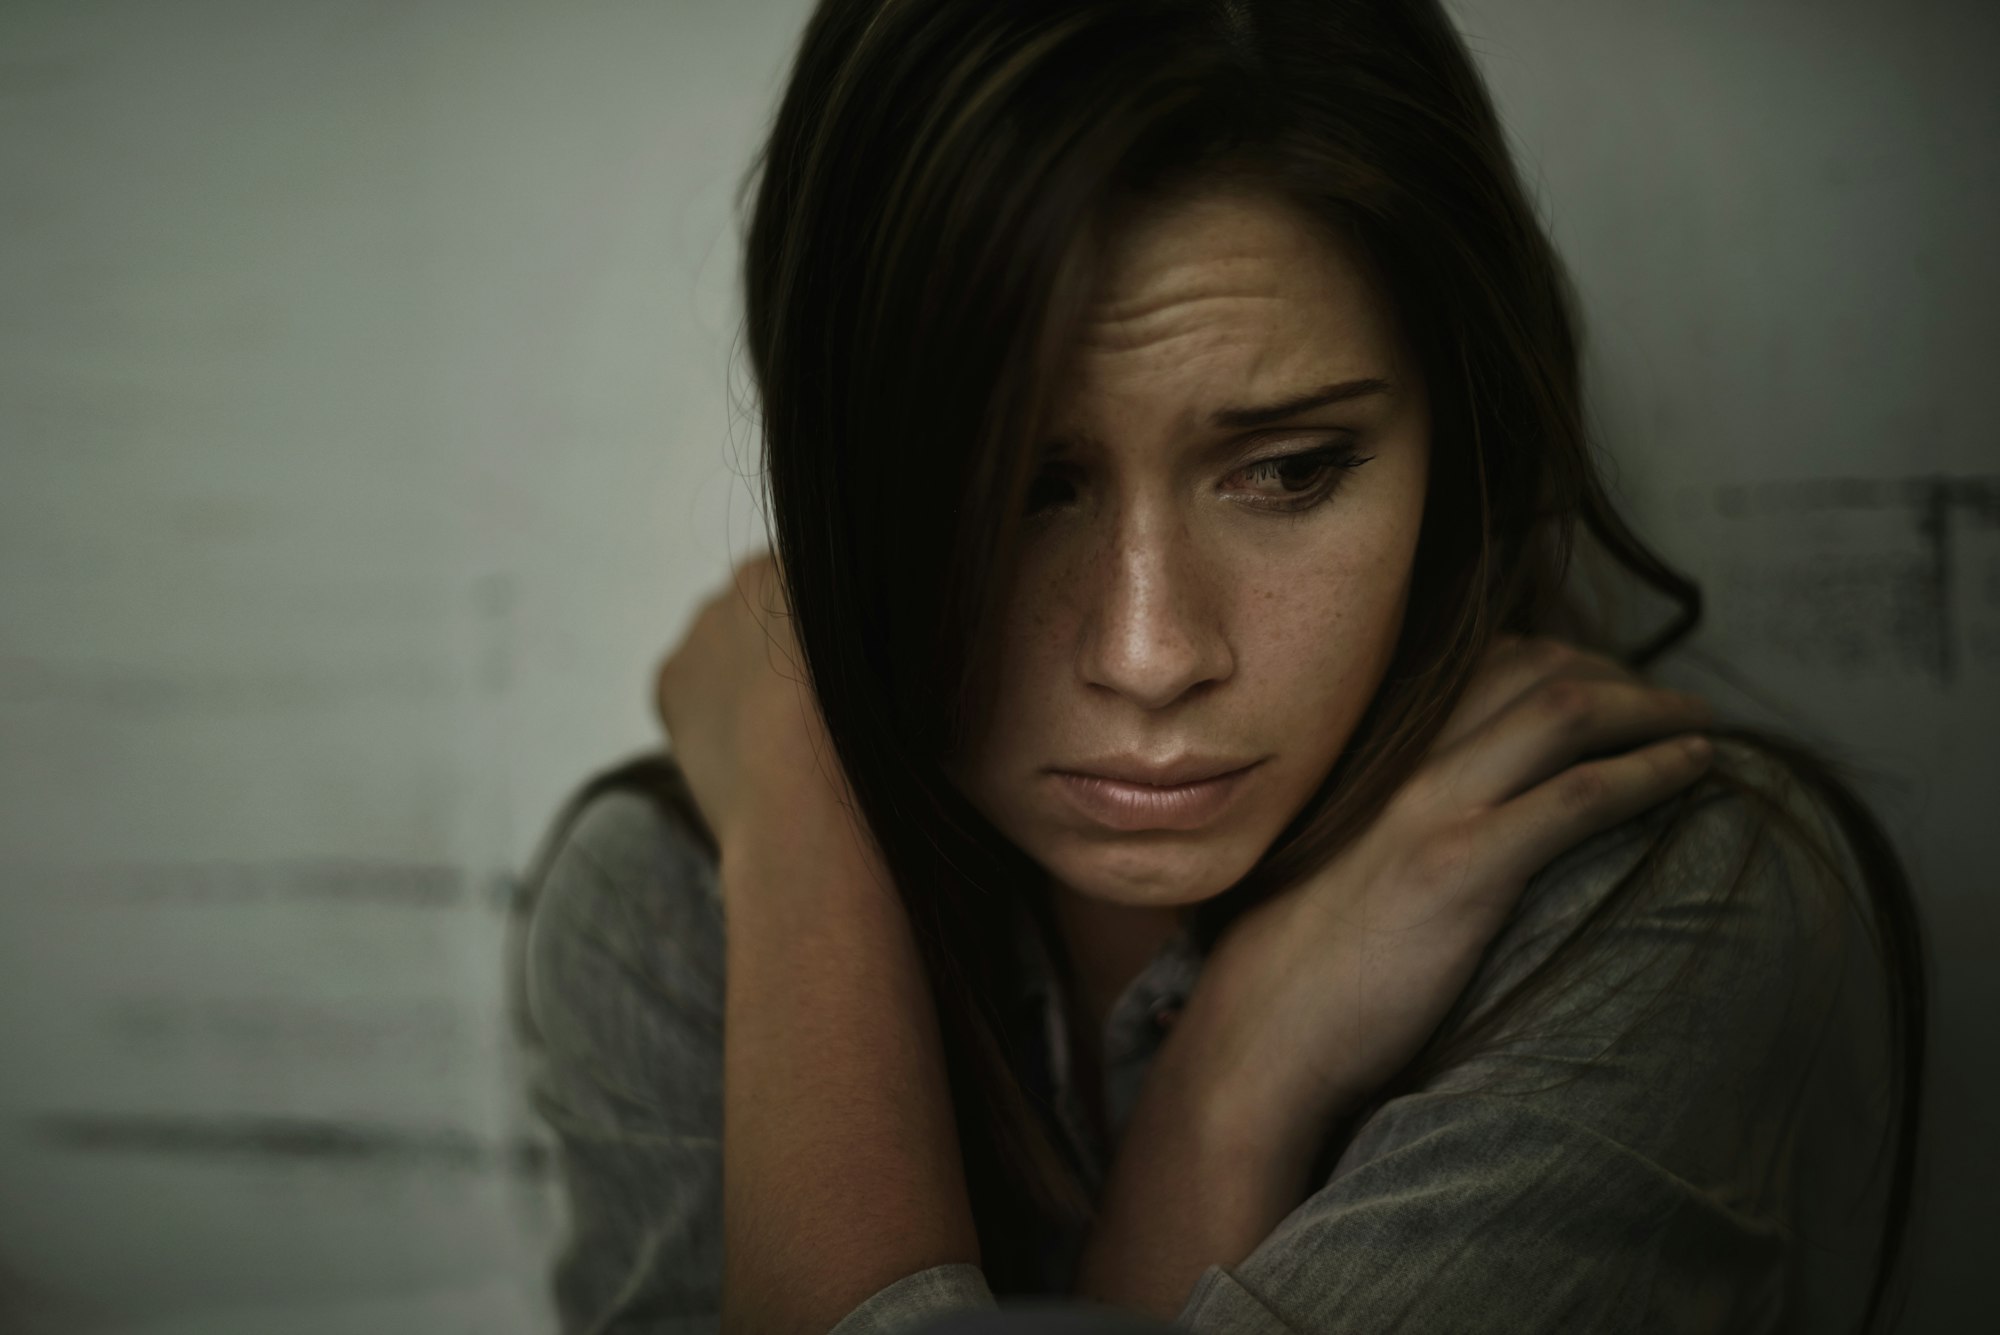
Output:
[951, 181, 1432, 910]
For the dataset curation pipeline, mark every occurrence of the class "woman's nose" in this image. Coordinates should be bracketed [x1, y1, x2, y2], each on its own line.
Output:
[1074, 517, 1233, 710]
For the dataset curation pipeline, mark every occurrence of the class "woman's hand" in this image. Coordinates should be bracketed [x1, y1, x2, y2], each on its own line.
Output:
[1181, 634, 1717, 1144]
[653, 551, 851, 855]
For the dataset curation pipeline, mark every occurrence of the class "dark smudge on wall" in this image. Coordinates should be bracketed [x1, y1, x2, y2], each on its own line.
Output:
[1674, 473, 2000, 684]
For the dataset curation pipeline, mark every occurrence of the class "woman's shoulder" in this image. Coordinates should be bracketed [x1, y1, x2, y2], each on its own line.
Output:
[533, 748, 719, 881]
[1428, 730, 1896, 1133]
[1482, 733, 1874, 995]
[516, 754, 729, 1326]
[527, 750, 720, 909]
[1228, 735, 1901, 1334]
[1414, 729, 1903, 1182]
[519, 751, 726, 1051]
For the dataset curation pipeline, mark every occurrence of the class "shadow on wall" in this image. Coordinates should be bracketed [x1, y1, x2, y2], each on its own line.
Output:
[1671, 472, 2000, 686]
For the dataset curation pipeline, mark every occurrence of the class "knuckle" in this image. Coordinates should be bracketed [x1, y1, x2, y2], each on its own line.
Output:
[1560, 763, 1607, 814]
[1398, 755, 1467, 817]
[1650, 744, 1689, 780]
[1411, 819, 1477, 889]
[1526, 635, 1579, 672]
[1670, 685, 1715, 722]
[1535, 676, 1595, 731]
[1661, 735, 1707, 775]
[1397, 768, 1446, 824]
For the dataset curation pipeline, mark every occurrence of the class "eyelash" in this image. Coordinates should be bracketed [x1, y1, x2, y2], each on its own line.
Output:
[1023, 441, 1375, 517]
[1227, 442, 1375, 512]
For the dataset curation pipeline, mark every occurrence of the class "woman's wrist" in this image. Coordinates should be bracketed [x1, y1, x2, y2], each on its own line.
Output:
[1073, 978, 1329, 1314]
[1164, 949, 1355, 1164]
[1173, 893, 1377, 1139]
[716, 747, 879, 897]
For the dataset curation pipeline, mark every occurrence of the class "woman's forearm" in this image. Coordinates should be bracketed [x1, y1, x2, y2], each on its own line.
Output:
[1070, 965, 1336, 1318]
[718, 788, 978, 1334]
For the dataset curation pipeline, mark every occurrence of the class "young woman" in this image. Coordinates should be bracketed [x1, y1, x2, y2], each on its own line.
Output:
[513, 2, 1926, 1332]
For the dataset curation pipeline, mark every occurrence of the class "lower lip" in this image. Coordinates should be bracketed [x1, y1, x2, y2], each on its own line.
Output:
[1050, 764, 1258, 833]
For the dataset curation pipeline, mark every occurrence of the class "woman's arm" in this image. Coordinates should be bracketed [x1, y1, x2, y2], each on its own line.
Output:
[717, 765, 981, 1335]
[1075, 736, 1888, 1333]
[1072, 637, 1719, 1317]
[1068, 976, 1333, 1317]
[1209, 748, 1876, 1333]
[652, 554, 986, 1335]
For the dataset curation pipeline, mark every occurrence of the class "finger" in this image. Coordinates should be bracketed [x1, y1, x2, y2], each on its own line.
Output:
[654, 651, 685, 740]
[654, 611, 702, 731]
[727, 552, 769, 617]
[734, 550, 785, 616]
[735, 552, 803, 654]
[1432, 636, 1633, 754]
[1486, 731, 1716, 887]
[1438, 673, 1713, 809]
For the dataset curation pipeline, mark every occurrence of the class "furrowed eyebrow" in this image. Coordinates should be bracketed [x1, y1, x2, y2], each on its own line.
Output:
[1038, 375, 1394, 457]
[1208, 376, 1394, 429]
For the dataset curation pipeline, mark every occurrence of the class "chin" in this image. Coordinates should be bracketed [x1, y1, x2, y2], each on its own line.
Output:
[1040, 833, 1258, 908]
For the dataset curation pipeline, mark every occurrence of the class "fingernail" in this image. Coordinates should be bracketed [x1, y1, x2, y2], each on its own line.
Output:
[1685, 735, 1714, 760]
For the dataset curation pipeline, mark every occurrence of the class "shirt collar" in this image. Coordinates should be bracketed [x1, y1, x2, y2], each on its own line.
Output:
[1008, 891, 1204, 1022]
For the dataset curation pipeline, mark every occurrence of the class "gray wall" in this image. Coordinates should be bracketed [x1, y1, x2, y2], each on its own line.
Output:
[0, 1, 1990, 1330]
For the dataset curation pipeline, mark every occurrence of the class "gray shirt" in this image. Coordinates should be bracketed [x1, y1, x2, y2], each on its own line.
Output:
[518, 738, 1897, 1333]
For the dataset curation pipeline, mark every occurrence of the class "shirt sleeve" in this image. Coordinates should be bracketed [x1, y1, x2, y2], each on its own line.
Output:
[522, 766, 1003, 1335]
[826, 1263, 1000, 1334]
[522, 776, 730, 1335]
[1174, 739, 1893, 1334]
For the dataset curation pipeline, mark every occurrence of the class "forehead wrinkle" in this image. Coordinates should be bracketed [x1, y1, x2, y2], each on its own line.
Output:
[1077, 291, 1297, 355]
[1054, 197, 1389, 438]
[1054, 332, 1323, 451]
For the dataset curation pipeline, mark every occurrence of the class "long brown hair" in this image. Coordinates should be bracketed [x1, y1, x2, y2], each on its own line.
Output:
[737, 0, 1925, 1324]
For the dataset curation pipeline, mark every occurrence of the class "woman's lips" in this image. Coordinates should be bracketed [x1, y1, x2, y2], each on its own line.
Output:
[1049, 762, 1261, 832]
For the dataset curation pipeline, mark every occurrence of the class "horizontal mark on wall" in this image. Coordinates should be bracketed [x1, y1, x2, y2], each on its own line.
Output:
[0, 859, 518, 909]
[30, 1112, 553, 1177]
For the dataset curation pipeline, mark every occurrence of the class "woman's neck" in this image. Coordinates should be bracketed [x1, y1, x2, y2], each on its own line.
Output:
[1048, 886, 1187, 1043]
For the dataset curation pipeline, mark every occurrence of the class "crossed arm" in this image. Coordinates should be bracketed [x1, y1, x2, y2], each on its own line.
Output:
[714, 772, 1872, 1335]
[715, 773, 1302, 1333]
[531, 742, 1881, 1335]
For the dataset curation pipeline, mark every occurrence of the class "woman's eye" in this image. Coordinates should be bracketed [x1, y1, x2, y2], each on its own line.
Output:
[1226, 444, 1373, 510]
[1023, 464, 1079, 516]
[1023, 445, 1373, 517]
